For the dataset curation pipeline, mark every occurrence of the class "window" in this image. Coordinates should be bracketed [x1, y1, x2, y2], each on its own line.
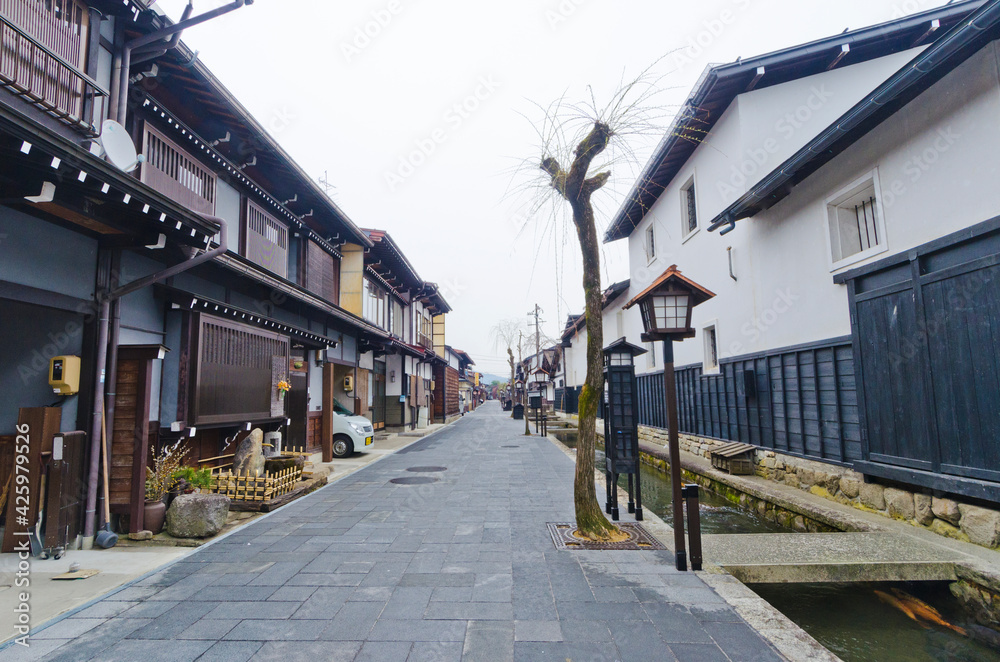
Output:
[681, 177, 698, 236]
[645, 225, 656, 263]
[364, 281, 387, 330]
[244, 199, 288, 278]
[704, 325, 719, 373]
[827, 175, 886, 265]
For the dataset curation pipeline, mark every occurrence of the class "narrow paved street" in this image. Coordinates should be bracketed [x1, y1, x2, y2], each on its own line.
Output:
[12, 404, 783, 662]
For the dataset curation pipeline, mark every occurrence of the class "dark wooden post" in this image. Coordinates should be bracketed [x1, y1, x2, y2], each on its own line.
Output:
[663, 341, 687, 571]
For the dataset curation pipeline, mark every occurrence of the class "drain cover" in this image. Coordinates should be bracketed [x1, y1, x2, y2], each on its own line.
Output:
[389, 476, 438, 485]
[546, 522, 668, 551]
[500, 445, 520, 449]
[406, 466, 447, 473]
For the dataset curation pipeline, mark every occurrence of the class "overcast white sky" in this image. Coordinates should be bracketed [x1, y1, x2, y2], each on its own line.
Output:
[156, 0, 947, 375]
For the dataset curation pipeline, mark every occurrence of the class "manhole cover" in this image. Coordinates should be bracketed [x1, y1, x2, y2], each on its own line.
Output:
[546, 522, 668, 551]
[389, 476, 438, 485]
[406, 466, 447, 472]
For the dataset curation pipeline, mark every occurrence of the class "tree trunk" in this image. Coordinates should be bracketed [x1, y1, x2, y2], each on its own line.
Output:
[570, 196, 616, 539]
[541, 121, 617, 540]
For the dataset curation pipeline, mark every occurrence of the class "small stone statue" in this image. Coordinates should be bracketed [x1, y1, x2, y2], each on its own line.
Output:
[233, 428, 265, 476]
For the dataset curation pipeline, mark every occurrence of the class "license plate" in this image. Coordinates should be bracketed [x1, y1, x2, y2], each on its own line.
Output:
[365, 436, 373, 446]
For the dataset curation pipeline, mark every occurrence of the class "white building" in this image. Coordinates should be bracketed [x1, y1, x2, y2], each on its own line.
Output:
[567, 0, 1000, 515]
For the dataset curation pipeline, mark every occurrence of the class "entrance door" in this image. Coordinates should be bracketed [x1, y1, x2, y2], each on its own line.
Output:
[286, 349, 309, 449]
[372, 360, 386, 430]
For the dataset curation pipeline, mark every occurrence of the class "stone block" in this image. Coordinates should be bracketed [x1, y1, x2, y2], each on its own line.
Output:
[784, 473, 800, 489]
[820, 473, 841, 495]
[884, 488, 915, 520]
[914, 494, 934, 526]
[798, 469, 815, 488]
[128, 531, 153, 541]
[233, 429, 265, 476]
[859, 483, 885, 511]
[932, 497, 961, 526]
[959, 504, 1000, 548]
[166, 494, 231, 539]
[839, 478, 861, 499]
[929, 518, 969, 542]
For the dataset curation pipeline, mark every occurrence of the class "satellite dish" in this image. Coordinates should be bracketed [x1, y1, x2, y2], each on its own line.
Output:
[96, 120, 145, 173]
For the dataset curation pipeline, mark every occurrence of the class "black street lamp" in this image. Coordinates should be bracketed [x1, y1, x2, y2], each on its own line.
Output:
[531, 368, 549, 435]
[624, 265, 715, 571]
[603, 337, 647, 522]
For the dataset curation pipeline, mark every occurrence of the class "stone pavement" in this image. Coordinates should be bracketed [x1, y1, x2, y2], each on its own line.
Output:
[6, 402, 786, 662]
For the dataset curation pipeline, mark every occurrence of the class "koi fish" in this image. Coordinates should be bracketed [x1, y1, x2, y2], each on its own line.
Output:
[890, 588, 968, 636]
[874, 589, 924, 626]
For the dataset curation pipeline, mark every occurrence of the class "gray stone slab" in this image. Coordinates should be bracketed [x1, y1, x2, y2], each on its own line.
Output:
[247, 641, 361, 662]
[514, 620, 563, 642]
[463, 620, 514, 662]
[88, 639, 213, 662]
[368, 618, 468, 641]
[200, 641, 264, 662]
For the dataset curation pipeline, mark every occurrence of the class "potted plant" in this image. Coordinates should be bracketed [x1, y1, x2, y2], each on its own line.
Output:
[145, 443, 189, 534]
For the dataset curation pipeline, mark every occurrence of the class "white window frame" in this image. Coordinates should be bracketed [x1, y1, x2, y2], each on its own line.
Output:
[826, 170, 888, 272]
[680, 175, 699, 242]
[644, 224, 656, 264]
[702, 322, 720, 375]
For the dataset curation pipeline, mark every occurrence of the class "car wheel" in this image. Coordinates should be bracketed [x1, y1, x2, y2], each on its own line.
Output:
[331, 435, 354, 458]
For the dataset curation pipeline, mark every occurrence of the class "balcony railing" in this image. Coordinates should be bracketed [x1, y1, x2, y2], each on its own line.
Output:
[0, 9, 107, 135]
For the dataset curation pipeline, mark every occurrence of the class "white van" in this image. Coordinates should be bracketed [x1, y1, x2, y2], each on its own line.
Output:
[331, 400, 374, 458]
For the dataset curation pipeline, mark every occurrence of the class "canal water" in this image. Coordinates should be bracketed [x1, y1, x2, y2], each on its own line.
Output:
[553, 430, 785, 534]
[750, 581, 1000, 662]
[553, 429, 1000, 659]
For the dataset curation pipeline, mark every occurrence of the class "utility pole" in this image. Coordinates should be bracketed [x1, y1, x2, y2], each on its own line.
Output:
[529, 304, 542, 369]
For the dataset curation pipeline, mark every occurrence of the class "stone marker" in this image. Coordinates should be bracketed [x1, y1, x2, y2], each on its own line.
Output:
[166, 494, 231, 538]
[233, 428, 265, 476]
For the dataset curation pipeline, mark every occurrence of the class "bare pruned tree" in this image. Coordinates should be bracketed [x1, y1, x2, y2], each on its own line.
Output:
[490, 318, 524, 418]
[512, 64, 678, 541]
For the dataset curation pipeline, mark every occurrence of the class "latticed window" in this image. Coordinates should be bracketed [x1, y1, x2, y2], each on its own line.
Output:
[196, 316, 289, 425]
[681, 177, 697, 235]
[1, 0, 92, 127]
[827, 177, 885, 263]
[244, 199, 288, 278]
[141, 124, 217, 214]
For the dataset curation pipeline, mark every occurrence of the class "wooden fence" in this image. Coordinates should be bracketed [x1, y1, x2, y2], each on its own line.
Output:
[209, 466, 301, 502]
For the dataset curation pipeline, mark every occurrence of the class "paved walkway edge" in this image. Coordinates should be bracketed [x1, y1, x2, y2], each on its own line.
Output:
[0, 417, 461, 652]
[545, 433, 843, 662]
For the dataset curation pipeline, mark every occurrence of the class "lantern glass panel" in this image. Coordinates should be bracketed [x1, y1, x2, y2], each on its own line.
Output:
[609, 353, 632, 367]
[651, 293, 689, 331]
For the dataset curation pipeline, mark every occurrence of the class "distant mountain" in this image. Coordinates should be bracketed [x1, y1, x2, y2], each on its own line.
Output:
[480, 373, 508, 384]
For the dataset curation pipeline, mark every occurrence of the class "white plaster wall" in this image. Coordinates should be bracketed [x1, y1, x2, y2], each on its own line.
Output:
[386, 353, 403, 396]
[615, 42, 1000, 374]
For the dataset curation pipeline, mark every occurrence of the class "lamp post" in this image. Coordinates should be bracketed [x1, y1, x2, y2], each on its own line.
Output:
[624, 265, 715, 571]
[602, 338, 647, 522]
[531, 368, 549, 435]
